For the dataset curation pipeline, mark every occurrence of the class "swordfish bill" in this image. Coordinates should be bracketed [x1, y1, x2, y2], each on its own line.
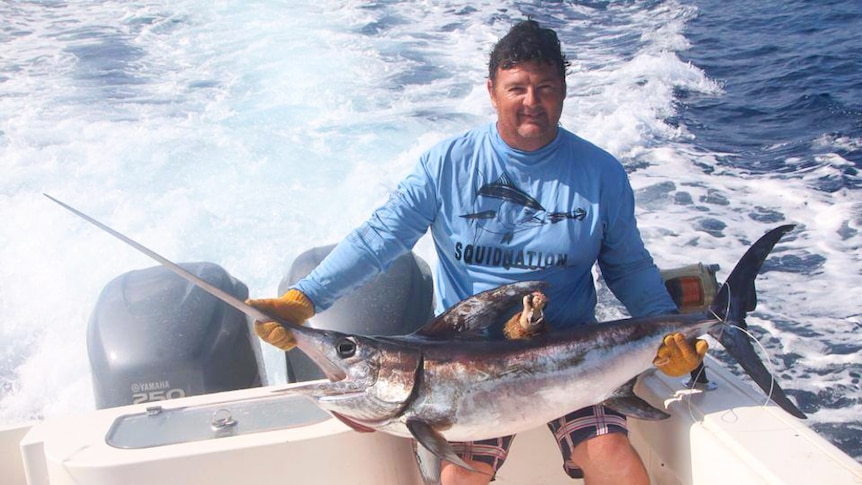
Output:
[47, 194, 806, 477]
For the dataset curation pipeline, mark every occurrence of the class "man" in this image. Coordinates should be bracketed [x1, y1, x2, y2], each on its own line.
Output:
[249, 20, 706, 485]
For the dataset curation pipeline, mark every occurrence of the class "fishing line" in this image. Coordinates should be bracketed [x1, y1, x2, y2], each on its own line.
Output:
[684, 281, 780, 421]
[682, 287, 729, 423]
[728, 323, 778, 410]
[684, 363, 711, 424]
[683, 326, 779, 423]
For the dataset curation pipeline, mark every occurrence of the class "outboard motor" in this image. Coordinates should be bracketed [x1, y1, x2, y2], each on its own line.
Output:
[88, 262, 264, 409]
[280, 245, 434, 382]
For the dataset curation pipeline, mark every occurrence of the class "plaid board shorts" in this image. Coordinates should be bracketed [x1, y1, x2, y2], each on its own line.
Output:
[448, 405, 628, 479]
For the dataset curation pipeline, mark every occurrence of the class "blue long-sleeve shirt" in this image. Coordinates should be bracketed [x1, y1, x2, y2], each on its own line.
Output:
[295, 123, 677, 328]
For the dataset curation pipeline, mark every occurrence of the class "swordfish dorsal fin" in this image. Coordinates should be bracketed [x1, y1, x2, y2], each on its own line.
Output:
[414, 281, 548, 339]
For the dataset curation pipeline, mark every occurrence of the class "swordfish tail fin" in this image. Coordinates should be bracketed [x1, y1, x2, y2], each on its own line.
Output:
[707, 224, 806, 419]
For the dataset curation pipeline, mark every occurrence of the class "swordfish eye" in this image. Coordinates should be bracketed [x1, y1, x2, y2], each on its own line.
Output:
[335, 337, 357, 359]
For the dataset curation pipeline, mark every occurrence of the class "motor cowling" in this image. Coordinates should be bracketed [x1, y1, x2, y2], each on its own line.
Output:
[88, 262, 263, 409]
[279, 245, 434, 383]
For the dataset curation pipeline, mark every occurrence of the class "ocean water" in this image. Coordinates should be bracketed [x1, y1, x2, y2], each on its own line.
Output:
[1, 0, 860, 464]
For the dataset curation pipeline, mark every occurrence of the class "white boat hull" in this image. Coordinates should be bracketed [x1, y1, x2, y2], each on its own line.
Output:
[3, 357, 861, 485]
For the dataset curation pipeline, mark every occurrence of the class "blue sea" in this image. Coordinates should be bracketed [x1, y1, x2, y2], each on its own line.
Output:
[1, 0, 860, 463]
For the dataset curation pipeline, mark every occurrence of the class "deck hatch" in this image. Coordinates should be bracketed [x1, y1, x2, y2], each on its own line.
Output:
[106, 393, 330, 448]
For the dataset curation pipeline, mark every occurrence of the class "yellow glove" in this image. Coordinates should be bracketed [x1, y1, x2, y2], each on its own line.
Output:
[653, 333, 709, 377]
[246, 289, 315, 351]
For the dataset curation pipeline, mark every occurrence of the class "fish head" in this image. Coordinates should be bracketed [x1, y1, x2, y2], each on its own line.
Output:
[290, 325, 422, 423]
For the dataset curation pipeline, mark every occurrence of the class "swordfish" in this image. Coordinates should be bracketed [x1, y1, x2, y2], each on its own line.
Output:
[46, 194, 806, 473]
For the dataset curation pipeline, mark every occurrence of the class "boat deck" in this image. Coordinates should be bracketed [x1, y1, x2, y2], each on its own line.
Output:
[3, 358, 861, 484]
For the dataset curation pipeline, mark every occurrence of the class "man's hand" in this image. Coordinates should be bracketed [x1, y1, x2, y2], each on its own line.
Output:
[653, 333, 708, 377]
[246, 289, 315, 351]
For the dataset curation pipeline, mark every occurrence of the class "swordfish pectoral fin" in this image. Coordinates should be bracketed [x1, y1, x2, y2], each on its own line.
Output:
[412, 440, 443, 485]
[601, 377, 670, 420]
[406, 420, 489, 478]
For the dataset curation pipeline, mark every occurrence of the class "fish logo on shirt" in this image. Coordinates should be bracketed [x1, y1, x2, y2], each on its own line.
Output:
[460, 173, 586, 243]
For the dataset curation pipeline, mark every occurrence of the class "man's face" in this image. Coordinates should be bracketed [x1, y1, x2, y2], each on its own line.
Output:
[487, 60, 566, 152]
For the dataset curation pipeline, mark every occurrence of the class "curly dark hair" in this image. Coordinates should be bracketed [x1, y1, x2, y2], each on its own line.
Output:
[488, 20, 570, 82]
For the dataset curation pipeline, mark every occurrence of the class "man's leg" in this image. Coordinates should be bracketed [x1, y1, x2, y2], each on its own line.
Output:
[548, 405, 649, 484]
[440, 436, 515, 485]
[570, 432, 649, 485]
[440, 459, 495, 485]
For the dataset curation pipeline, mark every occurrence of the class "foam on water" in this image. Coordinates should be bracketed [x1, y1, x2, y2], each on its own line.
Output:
[1, 0, 859, 461]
